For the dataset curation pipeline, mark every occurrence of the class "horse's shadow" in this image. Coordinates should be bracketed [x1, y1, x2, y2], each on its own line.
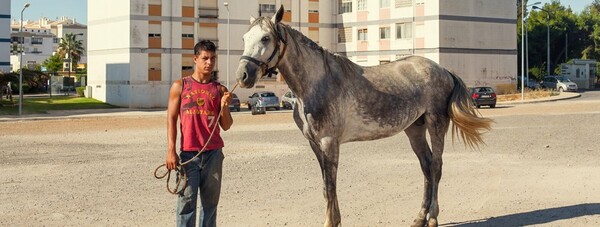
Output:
[441, 203, 600, 227]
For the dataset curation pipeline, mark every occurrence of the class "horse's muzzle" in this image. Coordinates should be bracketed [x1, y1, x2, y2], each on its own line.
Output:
[235, 61, 258, 88]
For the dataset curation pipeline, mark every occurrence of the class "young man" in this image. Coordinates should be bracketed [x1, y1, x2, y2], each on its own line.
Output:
[166, 40, 233, 227]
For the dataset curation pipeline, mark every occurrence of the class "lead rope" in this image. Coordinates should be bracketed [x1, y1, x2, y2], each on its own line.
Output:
[154, 82, 239, 195]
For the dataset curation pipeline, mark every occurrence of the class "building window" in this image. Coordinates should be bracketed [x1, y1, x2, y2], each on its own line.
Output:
[358, 28, 368, 41]
[396, 0, 412, 8]
[259, 4, 276, 17]
[11, 37, 23, 44]
[380, 0, 390, 8]
[53, 38, 60, 43]
[396, 22, 412, 39]
[182, 34, 194, 38]
[339, 0, 352, 14]
[149, 33, 161, 38]
[182, 66, 193, 70]
[379, 27, 390, 39]
[31, 37, 43, 45]
[338, 27, 351, 43]
[358, 0, 367, 11]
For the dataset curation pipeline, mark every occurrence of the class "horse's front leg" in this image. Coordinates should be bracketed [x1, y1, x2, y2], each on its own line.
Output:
[309, 137, 341, 227]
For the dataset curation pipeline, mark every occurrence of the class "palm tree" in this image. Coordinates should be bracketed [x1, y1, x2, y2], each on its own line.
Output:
[57, 33, 85, 73]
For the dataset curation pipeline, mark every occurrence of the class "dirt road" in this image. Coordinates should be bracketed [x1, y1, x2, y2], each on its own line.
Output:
[1, 98, 600, 226]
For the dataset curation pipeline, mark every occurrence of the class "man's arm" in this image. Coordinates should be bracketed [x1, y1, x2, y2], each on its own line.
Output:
[166, 80, 182, 170]
[219, 85, 234, 131]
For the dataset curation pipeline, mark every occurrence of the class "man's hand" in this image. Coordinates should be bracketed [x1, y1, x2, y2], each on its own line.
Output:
[166, 150, 179, 170]
[221, 91, 232, 108]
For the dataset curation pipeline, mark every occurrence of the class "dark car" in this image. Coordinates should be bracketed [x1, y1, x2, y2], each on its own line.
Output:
[228, 93, 240, 112]
[470, 87, 497, 108]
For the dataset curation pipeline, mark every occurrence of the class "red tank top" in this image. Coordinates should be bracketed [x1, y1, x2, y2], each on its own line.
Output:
[179, 76, 224, 151]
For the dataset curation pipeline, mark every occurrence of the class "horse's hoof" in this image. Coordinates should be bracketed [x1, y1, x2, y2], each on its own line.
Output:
[427, 218, 438, 227]
[410, 218, 426, 227]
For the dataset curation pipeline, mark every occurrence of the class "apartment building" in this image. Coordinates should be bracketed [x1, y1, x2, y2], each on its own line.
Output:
[88, 0, 516, 108]
[0, 1, 10, 73]
[9, 17, 87, 72]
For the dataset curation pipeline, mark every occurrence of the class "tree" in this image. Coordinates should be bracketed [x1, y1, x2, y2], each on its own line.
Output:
[42, 54, 64, 73]
[57, 33, 85, 72]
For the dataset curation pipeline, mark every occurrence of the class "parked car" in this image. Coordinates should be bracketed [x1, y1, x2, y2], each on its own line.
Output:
[281, 90, 297, 109]
[247, 91, 280, 114]
[228, 93, 241, 112]
[517, 77, 541, 90]
[541, 76, 578, 92]
[470, 87, 497, 108]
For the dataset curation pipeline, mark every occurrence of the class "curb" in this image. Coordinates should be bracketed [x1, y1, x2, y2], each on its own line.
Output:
[497, 92, 581, 106]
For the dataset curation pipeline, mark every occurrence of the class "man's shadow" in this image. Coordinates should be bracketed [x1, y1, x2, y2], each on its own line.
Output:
[441, 203, 600, 227]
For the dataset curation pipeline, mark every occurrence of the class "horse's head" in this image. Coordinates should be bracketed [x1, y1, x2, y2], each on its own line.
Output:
[235, 5, 287, 88]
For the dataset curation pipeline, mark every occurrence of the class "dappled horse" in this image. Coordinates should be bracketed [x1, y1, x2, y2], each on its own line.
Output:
[235, 6, 493, 227]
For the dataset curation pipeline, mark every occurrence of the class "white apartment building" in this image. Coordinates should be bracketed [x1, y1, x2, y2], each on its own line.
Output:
[88, 0, 516, 108]
[0, 1, 10, 73]
[9, 17, 87, 72]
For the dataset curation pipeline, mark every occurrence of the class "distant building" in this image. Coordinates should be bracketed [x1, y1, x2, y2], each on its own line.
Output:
[9, 17, 87, 72]
[560, 59, 598, 89]
[0, 1, 10, 73]
[88, 0, 516, 108]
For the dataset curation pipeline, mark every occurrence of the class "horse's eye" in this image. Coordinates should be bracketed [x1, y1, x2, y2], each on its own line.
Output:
[261, 36, 270, 42]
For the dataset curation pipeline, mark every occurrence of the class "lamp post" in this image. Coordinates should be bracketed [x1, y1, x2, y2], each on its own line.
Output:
[520, 1, 541, 100]
[533, 6, 551, 78]
[19, 3, 30, 116]
[224, 2, 230, 89]
[525, 2, 541, 87]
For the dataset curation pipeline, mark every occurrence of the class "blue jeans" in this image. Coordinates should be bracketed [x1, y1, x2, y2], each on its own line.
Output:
[176, 149, 224, 227]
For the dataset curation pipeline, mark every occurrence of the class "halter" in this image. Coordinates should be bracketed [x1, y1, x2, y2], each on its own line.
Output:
[240, 24, 287, 78]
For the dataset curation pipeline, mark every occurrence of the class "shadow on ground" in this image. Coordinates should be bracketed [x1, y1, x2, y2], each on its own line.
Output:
[441, 203, 600, 227]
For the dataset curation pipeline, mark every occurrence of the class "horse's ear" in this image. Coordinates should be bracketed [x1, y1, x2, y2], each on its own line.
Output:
[250, 16, 256, 24]
[271, 5, 284, 24]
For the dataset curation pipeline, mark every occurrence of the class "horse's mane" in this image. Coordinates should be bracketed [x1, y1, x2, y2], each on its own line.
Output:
[251, 17, 361, 78]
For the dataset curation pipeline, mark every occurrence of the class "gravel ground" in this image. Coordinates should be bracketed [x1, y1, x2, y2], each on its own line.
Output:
[1, 98, 600, 226]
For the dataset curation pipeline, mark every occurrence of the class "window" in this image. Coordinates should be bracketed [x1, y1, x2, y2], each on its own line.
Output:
[338, 27, 351, 43]
[149, 33, 161, 38]
[379, 27, 390, 39]
[339, 0, 352, 14]
[380, 0, 390, 8]
[11, 37, 23, 44]
[358, 28, 368, 41]
[259, 4, 276, 17]
[395, 0, 412, 8]
[358, 0, 367, 11]
[31, 37, 43, 45]
[396, 22, 412, 39]
[53, 38, 60, 43]
[182, 66, 193, 70]
[182, 34, 194, 38]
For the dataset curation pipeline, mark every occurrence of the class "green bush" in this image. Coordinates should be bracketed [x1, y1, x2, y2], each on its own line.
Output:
[75, 86, 86, 97]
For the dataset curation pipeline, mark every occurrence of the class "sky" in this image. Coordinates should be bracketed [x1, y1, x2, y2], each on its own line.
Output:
[8, 0, 596, 25]
[10, 0, 87, 24]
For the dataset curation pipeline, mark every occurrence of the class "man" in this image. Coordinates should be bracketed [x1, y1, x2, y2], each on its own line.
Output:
[166, 40, 233, 227]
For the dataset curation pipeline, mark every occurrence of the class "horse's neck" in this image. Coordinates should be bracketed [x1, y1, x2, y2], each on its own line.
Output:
[277, 27, 358, 100]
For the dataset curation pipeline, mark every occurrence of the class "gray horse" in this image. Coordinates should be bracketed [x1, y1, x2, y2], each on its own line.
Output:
[235, 6, 493, 227]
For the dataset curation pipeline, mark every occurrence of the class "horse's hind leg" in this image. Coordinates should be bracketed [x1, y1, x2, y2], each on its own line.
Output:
[424, 113, 450, 227]
[405, 116, 433, 227]
[309, 137, 341, 227]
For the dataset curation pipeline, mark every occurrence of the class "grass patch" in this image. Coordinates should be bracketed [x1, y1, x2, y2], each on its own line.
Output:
[0, 96, 118, 115]
[497, 88, 559, 102]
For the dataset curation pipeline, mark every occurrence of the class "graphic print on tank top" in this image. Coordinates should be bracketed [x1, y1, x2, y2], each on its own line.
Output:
[179, 77, 224, 151]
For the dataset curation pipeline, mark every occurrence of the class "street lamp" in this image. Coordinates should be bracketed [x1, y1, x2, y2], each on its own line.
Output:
[224, 2, 230, 89]
[520, 1, 541, 100]
[525, 2, 541, 89]
[19, 3, 30, 116]
[533, 6, 551, 78]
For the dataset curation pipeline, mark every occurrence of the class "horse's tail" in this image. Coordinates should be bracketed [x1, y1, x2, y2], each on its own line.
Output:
[447, 71, 493, 149]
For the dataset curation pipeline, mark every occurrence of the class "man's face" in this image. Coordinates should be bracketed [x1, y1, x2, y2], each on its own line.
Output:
[194, 50, 217, 76]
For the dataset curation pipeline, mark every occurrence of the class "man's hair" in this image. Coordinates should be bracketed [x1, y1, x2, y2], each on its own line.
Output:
[194, 40, 216, 55]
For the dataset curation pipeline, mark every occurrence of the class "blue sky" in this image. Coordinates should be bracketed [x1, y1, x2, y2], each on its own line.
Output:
[8, 0, 595, 25]
[10, 0, 87, 24]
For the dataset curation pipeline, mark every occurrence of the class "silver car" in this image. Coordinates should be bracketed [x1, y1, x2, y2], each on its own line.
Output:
[247, 91, 280, 114]
[281, 90, 297, 109]
[541, 76, 578, 92]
